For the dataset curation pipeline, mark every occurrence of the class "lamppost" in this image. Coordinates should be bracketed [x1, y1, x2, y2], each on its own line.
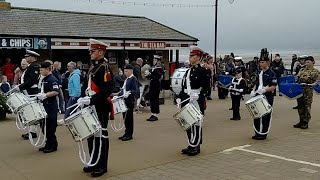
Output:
[214, 0, 234, 62]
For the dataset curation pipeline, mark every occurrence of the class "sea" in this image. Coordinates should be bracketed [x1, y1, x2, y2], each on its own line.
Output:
[176, 48, 320, 70]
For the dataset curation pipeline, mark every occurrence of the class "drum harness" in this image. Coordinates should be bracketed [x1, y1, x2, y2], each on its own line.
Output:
[252, 71, 273, 135]
[177, 68, 203, 147]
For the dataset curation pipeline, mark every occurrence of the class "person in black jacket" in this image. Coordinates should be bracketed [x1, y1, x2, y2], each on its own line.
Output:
[271, 54, 285, 96]
[77, 39, 114, 177]
[117, 64, 139, 141]
[11, 50, 40, 140]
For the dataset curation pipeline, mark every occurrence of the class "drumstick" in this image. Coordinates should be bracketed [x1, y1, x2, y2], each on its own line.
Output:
[70, 105, 81, 115]
[67, 103, 79, 109]
[176, 98, 191, 106]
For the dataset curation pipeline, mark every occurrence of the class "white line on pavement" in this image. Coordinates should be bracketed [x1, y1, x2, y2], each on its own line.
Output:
[222, 145, 320, 168]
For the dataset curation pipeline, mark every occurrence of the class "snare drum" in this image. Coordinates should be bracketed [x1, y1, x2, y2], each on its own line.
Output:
[64, 106, 101, 142]
[245, 95, 272, 119]
[112, 97, 127, 115]
[6, 92, 30, 112]
[173, 103, 203, 131]
[171, 68, 188, 95]
[17, 102, 47, 126]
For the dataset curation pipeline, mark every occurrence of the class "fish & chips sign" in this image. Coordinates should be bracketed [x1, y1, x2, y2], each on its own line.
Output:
[0, 37, 33, 48]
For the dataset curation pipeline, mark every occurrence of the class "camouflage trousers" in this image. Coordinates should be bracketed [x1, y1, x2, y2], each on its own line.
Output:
[297, 87, 313, 124]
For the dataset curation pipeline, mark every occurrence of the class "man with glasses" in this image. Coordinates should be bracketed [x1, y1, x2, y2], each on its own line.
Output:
[77, 38, 114, 177]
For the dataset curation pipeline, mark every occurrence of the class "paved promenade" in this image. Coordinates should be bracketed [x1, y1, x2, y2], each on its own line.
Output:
[0, 91, 320, 180]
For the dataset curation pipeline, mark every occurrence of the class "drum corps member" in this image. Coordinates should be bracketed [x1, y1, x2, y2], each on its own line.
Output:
[145, 55, 164, 121]
[229, 67, 247, 120]
[294, 56, 320, 129]
[36, 62, 59, 153]
[11, 50, 40, 140]
[179, 46, 210, 156]
[77, 39, 113, 177]
[118, 64, 139, 141]
[250, 56, 277, 140]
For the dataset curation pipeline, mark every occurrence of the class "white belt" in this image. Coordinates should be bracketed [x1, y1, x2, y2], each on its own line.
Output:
[184, 89, 201, 95]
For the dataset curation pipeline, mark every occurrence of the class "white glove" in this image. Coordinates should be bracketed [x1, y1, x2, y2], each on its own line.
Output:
[77, 96, 91, 106]
[144, 70, 150, 76]
[228, 86, 232, 91]
[36, 93, 47, 101]
[256, 88, 266, 95]
[225, 72, 229, 75]
[11, 85, 20, 93]
[238, 89, 244, 93]
[176, 98, 181, 108]
[123, 91, 131, 98]
[190, 93, 199, 101]
[293, 72, 296, 75]
[250, 91, 255, 97]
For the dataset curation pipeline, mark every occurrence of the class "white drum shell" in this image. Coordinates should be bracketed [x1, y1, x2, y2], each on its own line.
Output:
[17, 102, 47, 126]
[173, 103, 203, 131]
[6, 92, 30, 112]
[245, 95, 272, 119]
[112, 98, 127, 115]
[65, 107, 101, 142]
[171, 68, 188, 95]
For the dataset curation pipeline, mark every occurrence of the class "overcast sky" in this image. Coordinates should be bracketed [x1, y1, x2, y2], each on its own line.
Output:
[8, 0, 320, 53]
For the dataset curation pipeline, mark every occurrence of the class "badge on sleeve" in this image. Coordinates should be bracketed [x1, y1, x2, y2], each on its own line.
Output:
[35, 71, 39, 74]
[53, 85, 59, 89]
[272, 79, 277, 84]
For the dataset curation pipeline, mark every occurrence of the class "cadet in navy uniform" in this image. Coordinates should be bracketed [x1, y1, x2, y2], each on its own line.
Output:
[178, 46, 210, 156]
[250, 56, 277, 140]
[229, 67, 247, 120]
[145, 55, 164, 121]
[77, 39, 114, 177]
[12, 50, 41, 140]
[117, 64, 139, 141]
[36, 62, 60, 153]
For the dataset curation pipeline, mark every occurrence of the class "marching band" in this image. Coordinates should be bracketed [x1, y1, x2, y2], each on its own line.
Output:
[4, 43, 320, 178]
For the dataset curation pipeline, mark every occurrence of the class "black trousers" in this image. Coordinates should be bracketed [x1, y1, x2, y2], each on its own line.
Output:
[149, 84, 160, 114]
[123, 101, 134, 136]
[218, 87, 228, 99]
[231, 94, 241, 118]
[42, 101, 58, 148]
[187, 125, 202, 146]
[87, 108, 109, 170]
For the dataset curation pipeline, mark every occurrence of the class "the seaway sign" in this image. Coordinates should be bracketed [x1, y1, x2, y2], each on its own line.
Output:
[0, 37, 33, 48]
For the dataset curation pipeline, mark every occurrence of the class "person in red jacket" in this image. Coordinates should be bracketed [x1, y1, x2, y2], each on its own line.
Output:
[2, 58, 16, 85]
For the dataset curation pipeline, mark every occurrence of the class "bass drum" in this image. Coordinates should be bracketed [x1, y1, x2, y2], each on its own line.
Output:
[171, 68, 188, 95]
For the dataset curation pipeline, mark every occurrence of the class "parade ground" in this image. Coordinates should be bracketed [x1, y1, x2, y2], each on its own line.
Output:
[1, 91, 320, 180]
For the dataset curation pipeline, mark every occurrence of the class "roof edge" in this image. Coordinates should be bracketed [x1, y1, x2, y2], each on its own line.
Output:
[146, 17, 199, 42]
[11, 6, 146, 19]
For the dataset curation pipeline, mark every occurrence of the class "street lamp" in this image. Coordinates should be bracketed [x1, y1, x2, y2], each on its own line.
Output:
[214, 0, 234, 62]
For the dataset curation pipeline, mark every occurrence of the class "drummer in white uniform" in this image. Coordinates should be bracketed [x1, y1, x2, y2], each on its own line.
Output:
[250, 56, 277, 140]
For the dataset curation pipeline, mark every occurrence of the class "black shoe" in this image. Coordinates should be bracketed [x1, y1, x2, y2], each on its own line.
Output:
[181, 146, 191, 154]
[293, 106, 298, 109]
[43, 147, 57, 153]
[300, 124, 309, 129]
[83, 166, 95, 173]
[229, 108, 233, 110]
[91, 168, 107, 177]
[252, 136, 266, 140]
[207, 97, 212, 100]
[122, 135, 133, 141]
[39, 147, 45, 151]
[188, 146, 200, 156]
[293, 122, 303, 128]
[147, 115, 158, 121]
[118, 135, 125, 140]
[21, 132, 37, 140]
[230, 117, 241, 121]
